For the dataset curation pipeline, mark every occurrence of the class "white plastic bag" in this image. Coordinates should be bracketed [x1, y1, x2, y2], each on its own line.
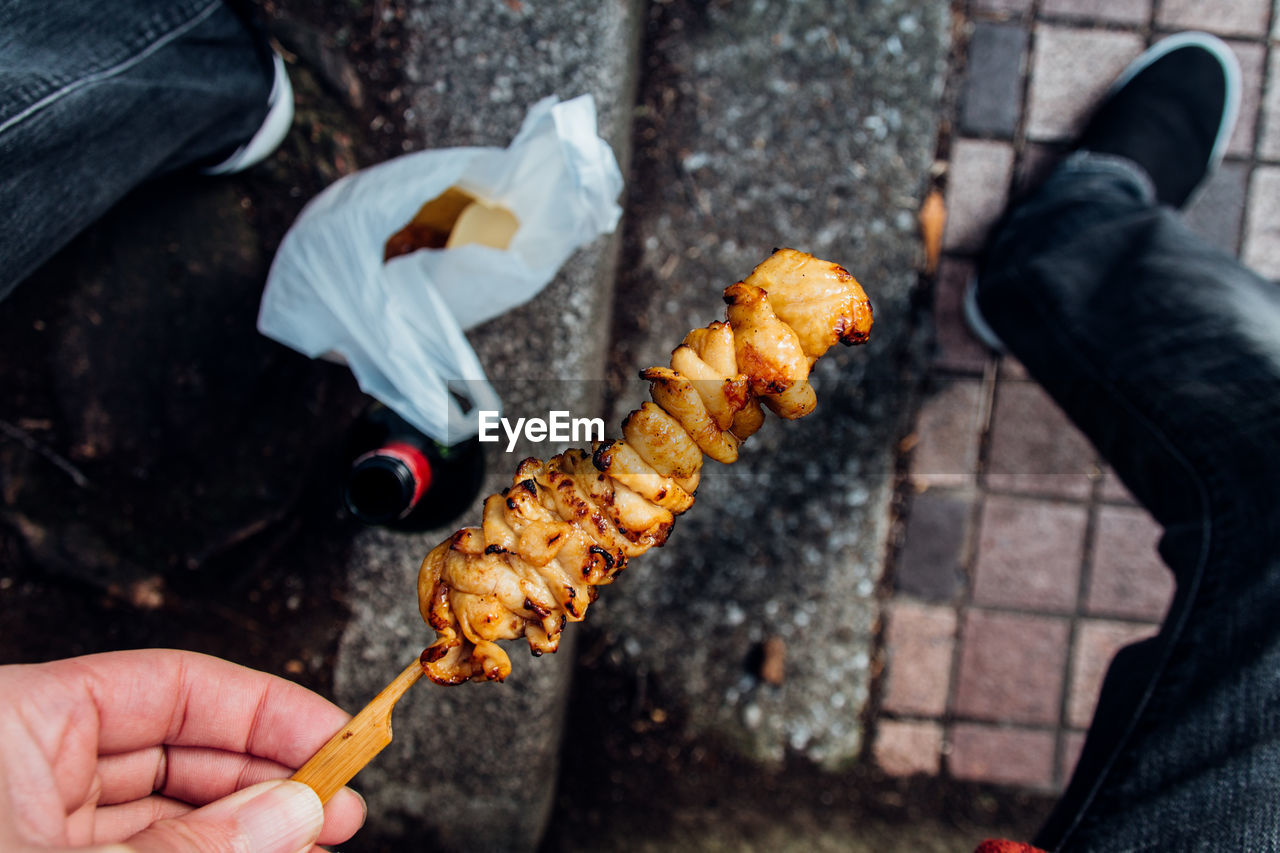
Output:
[258, 94, 623, 442]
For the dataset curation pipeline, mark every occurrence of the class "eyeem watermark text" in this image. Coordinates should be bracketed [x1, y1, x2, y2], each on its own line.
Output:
[478, 410, 605, 452]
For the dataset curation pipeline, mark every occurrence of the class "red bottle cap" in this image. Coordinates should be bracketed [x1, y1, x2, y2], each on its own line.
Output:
[347, 441, 434, 523]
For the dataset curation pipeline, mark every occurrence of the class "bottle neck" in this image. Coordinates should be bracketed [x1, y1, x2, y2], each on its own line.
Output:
[345, 440, 434, 524]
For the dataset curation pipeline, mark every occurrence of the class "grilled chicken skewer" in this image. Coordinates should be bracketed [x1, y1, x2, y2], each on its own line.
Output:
[292, 249, 871, 802]
[417, 248, 872, 684]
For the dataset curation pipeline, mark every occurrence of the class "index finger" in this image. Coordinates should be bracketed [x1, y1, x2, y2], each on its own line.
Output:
[43, 649, 351, 768]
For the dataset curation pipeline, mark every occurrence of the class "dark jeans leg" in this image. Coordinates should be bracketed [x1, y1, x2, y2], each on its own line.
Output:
[978, 151, 1280, 851]
[0, 0, 274, 299]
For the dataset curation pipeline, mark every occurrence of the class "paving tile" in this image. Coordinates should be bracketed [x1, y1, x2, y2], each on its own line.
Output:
[932, 256, 990, 374]
[908, 378, 986, 489]
[875, 720, 945, 777]
[961, 22, 1029, 138]
[1039, 0, 1150, 25]
[1157, 0, 1271, 37]
[1182, 160, 1250, 256]
[999, 355, 1030, 381]
[883, 601, 959, 717]
[1261, 50, 1280, 162]
[973, 495, 1087, 613]
[1068, 619, 1158, 728]
[954, 609, 1070, 725]
[972, 0, 1034, 19]
[895, 490, 974, 602]
[1087, 505, 1174, 622]
[949, 723, 1057, 788]
[943, 138, 1016, 253]
[1099, 467, 1137, 504]
[985, 379, 1097, 500]
[1243, 166, 1280, 279]
[1059, 730, 1088, 787]
[1013, 143, 1064, 198]
[1224, 41, 1266, 159]
[1026, 26, 1144, 143]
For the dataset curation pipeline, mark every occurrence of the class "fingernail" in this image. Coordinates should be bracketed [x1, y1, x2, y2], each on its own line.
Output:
[235, 780, 324, 853]
[348, 787, 368, 825]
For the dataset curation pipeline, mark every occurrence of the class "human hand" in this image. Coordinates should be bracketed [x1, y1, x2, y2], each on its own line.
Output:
[0, 649, 366, 851]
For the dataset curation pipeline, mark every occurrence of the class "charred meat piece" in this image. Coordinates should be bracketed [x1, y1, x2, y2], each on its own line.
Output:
[416, 249, 872, 683]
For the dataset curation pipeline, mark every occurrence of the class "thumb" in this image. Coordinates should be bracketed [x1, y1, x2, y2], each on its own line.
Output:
[122, 780, 323, 853]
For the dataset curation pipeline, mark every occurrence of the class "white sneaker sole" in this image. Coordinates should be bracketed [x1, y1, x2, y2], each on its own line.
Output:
[202, 52, 294, 175]
[963, 272, 1007, 352]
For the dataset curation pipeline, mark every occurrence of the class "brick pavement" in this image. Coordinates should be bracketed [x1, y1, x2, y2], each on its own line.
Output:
[873, 0, 1278, 793]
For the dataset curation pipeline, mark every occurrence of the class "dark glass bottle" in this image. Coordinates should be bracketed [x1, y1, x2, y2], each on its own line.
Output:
[344, 403, 484, 531]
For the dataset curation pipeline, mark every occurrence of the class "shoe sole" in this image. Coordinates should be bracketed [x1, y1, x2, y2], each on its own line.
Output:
[963, 271, 1007, 352]
[202, 52, 295, 176]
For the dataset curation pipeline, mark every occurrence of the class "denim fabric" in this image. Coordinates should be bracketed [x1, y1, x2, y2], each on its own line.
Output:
[978, 152, 1280, 852]
[0, 0, 273, 298]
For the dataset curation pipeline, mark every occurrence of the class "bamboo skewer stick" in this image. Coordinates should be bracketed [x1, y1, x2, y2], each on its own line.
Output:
[291, 659, 426, 803]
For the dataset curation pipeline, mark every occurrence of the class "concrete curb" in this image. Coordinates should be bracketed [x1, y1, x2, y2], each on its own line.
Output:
[330, 1, 645, 849]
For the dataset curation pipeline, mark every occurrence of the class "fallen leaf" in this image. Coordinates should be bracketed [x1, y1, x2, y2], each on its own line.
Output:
[918, 189, 946, 275]
[760, 637, 786, 686]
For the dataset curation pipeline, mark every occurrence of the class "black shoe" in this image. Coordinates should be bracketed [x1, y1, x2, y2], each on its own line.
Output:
[1074, 31, 1241, 209]
[962, 32, 1242, 353]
